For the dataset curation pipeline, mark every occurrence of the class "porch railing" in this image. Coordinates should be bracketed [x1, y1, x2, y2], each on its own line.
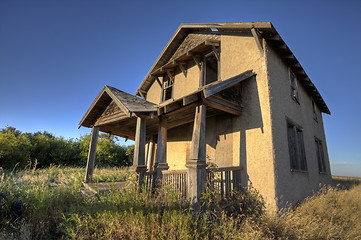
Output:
[144, 166, 242, 198]
[206, 166, 242, 197]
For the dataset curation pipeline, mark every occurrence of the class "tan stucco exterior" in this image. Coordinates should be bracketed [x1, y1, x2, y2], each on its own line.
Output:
[142, 29, 331, 211]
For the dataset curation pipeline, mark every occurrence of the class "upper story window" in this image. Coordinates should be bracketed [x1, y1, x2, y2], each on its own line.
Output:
[289, 70, 299, 103]
[312, 100, 318, 122]
[204, 49, 219, 85]
[287, 121, 308, 172]
[315, 138, 326, 173]
[162, 73, 173, 102]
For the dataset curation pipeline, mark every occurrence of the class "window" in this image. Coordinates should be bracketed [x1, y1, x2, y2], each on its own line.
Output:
[204, 50, 219, 85]
[315, 138, 326, 173]
[287, 121, 307, 171]
[289, 70, 299, 102]
[312, 101, 318, 122]
[162, 73, 173, 102]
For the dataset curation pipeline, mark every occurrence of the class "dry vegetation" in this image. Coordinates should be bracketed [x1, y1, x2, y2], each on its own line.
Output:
[0, 166, 360, 239]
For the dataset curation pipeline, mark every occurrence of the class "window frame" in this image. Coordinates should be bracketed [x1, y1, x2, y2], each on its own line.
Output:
[287, 120, 308, 172]
[312, 100, 318, 122]
[315, 137, 327, 173]
[161, 73, 174, 102]
[203, 48, 220, 86]
[289, 69, 299, 103]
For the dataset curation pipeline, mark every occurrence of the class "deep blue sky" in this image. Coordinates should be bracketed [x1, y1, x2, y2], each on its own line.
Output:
[1, 0, 360, 177]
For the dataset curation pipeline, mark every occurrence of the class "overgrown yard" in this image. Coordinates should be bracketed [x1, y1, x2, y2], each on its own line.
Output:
[0, 166, 360, 239]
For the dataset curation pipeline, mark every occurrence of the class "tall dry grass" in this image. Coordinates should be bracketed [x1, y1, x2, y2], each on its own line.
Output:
[0, 166, 360, 239]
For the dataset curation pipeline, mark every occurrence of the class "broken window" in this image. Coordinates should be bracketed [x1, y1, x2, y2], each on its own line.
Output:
[162, 73, 173, 102]
[315, 138, 326, 173]
[204, 49, 219, 85]
[312, 100, 318, 122]
[289, 70, 299, 102]
[287, 121, 307, 171]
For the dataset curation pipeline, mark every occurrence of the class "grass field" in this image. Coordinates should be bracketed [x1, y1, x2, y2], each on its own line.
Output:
[0, 166, 360, 239]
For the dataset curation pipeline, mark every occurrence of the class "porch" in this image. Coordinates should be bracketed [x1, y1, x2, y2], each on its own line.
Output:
[79, 70, 255, 203]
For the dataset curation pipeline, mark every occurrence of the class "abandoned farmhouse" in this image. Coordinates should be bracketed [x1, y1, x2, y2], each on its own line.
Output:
[79, 22, 332, 211]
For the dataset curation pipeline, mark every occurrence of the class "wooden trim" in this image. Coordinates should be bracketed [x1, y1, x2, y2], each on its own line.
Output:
[178, 62, 187, 77]
[203, 70, 255, 98]
[94, 112, 128, 126]
[84, 126, 99, 183]
[203, 96, 241, 116]
[251, 27, 264, 57]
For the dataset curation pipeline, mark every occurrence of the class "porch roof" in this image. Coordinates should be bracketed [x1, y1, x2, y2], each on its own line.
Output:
[79, 70, 255, 140]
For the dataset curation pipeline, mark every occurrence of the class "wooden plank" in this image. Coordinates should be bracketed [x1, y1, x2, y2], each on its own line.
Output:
[189, 104, 206, 161]
[84, 126, 99, 183]
[199, 61, 204, 87]
[155, 76, 162, 87]
[164, 101, 182, 114]
[203, 97, 241, 115]
[133, 117, 147, 169]
[211, 45, 220, 62]
[155, 116, 168, 165]
[94, 112, 128, 126]
[251, 27, 264, 57]
[138, 90, 146, 99]
[178, 62, 187, 77]
[183, 93, 200, 106]
[203, 70, 254, 98]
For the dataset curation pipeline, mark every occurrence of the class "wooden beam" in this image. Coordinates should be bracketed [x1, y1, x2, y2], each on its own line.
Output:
[139, 91, 146, 99]
[133, 117, 147, 185]
[183, 93, 200, 106]
[94, 112, 128, 126]
[204, 95, 242, 115]
[268, 35, 281, 41]
[164, 101, 182, 114]
[166, 69, 174, 81]
[186, 104, 207, 204]
[203, 70, 254, 98]
[211, 45, 220, 62]
[84, 126, 99, 183]
[153, 116, 169, 187]
[251, 27, 264, 57]
[189, 53, 201, 70]
[199, 61, 204, 87]
[178, 62, 187, 77]
[155, 76, 162, 87]
[189, 104, 206, 161]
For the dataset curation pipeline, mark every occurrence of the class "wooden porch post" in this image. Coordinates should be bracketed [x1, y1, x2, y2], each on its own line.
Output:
[186, 104, 207, 205]
[133, 116, 147, 186]
[153, 116, 169, 188]
[84, 126, 99, 183]
[146, 136, 155, 171]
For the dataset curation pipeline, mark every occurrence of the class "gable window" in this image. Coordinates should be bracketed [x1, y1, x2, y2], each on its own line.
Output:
[287, 121, 307, 171]
[289, 70, 299, 102]
[312, 100, 318, 122]
[204, 49, 219, 85]
[162, 73, 173, 102]
[315, 138, 326, 173]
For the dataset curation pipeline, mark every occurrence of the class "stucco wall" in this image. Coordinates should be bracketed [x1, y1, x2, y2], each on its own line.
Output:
[145, 33, 296, 211]
[265, 42, 332, 209]
[220, 34, 277, 210]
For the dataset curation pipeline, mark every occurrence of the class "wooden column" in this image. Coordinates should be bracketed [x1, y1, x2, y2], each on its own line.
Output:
[146, 136, 155, 171]
[84, 126, 99, 183]
[186, 104, 207, 205]
[153, 116, 169, 188]
[199, 61, 204, 87]
[133, 116, 147, 186]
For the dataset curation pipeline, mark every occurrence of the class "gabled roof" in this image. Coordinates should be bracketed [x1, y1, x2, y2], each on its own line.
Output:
[135, 22, 330, 114]
[79, 85, 158, 128]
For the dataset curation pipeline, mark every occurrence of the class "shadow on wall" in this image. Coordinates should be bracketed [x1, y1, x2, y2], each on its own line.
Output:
[235, 76, 264, 186]
[166, 76, 264, 176]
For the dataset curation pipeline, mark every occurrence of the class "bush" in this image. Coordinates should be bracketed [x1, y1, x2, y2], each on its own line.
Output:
[0, 126, 133, 169]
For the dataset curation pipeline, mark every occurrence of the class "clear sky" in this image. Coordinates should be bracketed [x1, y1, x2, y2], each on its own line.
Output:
[1, 0, 360, 177]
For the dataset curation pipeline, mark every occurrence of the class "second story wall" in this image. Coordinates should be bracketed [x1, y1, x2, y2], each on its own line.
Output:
[265, 41, 332, 209]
